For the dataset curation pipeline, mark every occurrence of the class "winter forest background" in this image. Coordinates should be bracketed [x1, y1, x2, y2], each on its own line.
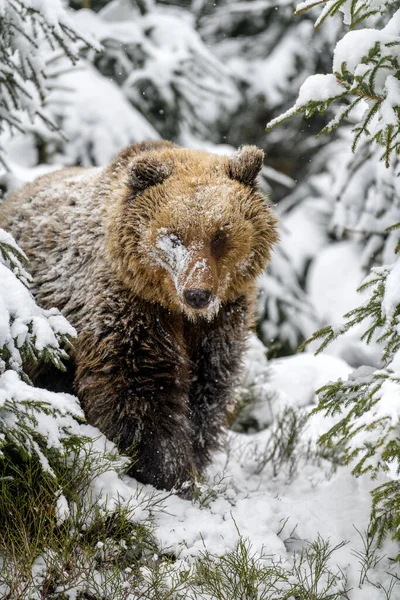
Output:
[1, 0, 400, 598]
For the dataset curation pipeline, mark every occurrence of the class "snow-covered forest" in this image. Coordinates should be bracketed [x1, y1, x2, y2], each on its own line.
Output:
[1, 0, 400, 597]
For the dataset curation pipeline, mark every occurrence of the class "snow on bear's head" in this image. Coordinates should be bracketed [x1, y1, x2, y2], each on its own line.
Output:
[106, 145, 278, 320]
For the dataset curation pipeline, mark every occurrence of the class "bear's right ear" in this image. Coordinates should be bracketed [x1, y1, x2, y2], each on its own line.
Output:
[129, 156, 173, 195]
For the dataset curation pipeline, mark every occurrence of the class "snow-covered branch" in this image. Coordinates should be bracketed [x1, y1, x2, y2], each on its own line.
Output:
[0, 0, 98, 169]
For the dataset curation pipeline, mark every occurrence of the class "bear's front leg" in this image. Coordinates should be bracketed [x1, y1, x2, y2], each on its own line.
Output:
[187, 297, 249, 472]
[75, 293, 195, 491]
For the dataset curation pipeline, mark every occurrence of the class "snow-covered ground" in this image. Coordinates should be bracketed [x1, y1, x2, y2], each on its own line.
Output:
[80, 341, 399, 598]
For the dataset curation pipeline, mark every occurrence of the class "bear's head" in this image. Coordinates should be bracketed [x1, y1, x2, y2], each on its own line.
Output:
[106, 145, 278, 320]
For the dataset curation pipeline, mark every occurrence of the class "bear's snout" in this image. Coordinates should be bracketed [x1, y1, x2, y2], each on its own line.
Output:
[184, 288, 212, 309]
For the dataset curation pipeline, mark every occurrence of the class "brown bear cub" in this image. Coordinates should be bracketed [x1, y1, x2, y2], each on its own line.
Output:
[0, 141, 278, 491]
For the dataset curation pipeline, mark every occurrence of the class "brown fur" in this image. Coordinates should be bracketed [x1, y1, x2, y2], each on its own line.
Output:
[0, 141, 278, 490]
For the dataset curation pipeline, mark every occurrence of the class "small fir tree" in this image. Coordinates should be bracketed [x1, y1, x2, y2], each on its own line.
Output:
[0, 227, 81, 477]
[268, 0, 400, 544]
[308, 260, 400, 543]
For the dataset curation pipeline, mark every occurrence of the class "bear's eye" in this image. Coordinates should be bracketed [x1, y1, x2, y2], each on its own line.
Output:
[211, 232, 227, 257]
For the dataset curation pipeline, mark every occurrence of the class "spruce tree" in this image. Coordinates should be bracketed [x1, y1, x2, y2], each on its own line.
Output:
[0, 227, 81, 485]
[268, 0, 400, 543]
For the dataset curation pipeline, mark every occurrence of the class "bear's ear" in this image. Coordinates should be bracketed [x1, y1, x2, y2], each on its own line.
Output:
[129, 156, 173, 194]
[226, 146, 264, 187]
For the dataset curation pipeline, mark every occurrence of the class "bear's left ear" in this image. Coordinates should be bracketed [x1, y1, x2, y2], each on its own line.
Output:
[226, 146, 264, 187]
[129, 156, 173, 194]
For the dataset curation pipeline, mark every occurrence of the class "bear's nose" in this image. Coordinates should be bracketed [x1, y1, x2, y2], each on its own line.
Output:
[184, 289, 212, 309]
